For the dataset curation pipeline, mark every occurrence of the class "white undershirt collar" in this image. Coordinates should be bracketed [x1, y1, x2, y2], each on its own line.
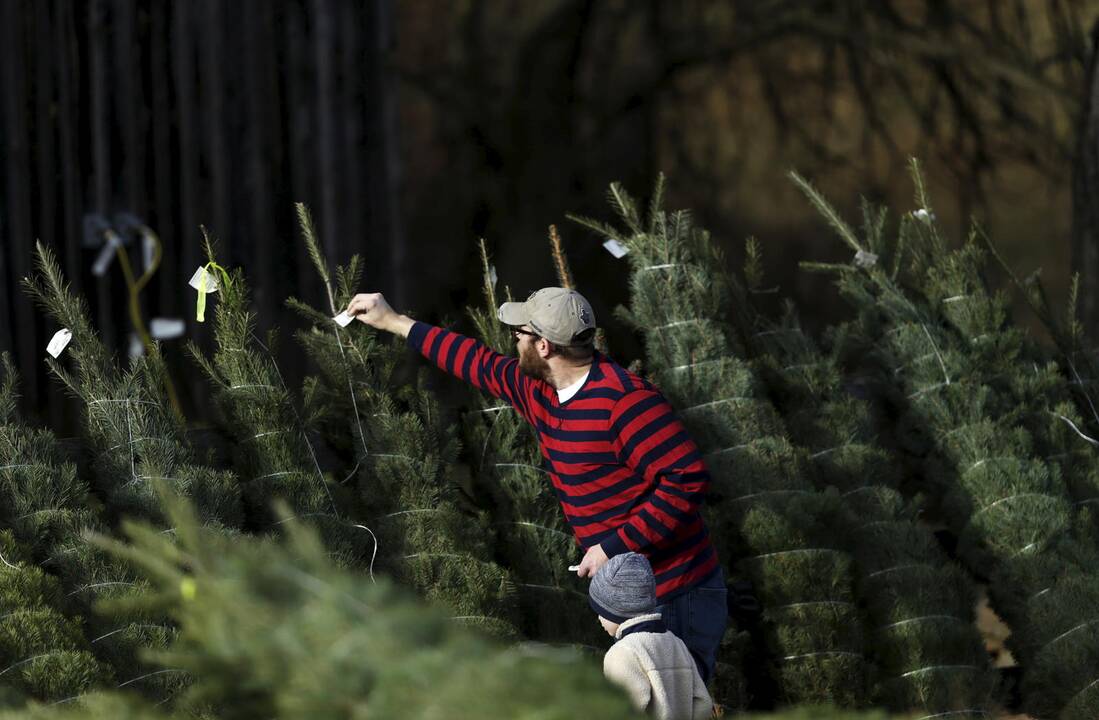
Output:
[556, 370, 590, 403]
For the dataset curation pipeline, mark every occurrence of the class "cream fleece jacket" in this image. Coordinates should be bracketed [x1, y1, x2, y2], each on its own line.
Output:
[603, 613, 713, 720]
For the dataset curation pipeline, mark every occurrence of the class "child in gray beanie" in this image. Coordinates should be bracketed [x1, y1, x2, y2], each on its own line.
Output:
[590, 552, 713, 720]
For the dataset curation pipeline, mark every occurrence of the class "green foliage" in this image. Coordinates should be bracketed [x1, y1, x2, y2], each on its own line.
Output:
[91, 488, 638, 720]
[799, 161, 1099, 720]
[459, 244, 599, 648]
[21, 243, 254, 703]
[0, 355, 166, 704]
[0, 533, 108, 705]
[24, 244, 241, 530]
[287, 211, 519, 639]
[189, 241, 370, 566]
[741, 291, 995, 715]
[575, 176, 873, 709]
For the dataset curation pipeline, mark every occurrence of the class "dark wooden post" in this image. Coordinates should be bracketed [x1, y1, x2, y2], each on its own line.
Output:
[89, 0, 117, 349]
[151, 1, 177, 315]
[368, 0, 403, 306]
[1, 0, 40, 415]
[1073, 19, 1099, 340]
[242, 0, 279, 321]
[35, 1, 62, 427]
[314, 0, 342, 267]
[202, 0, 231, 261]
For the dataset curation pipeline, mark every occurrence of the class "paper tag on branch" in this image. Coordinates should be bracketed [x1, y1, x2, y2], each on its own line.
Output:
[568, 564, 581, 572]
[128, 333, 145, 360]
[150, 317, 185, 339]
[854, 250, 879, 268]
[333, 311, 354, 327]
[191, 262, 230, 323]
[142, 234, 156, 271]
[46, 329, 72, 358]
[603, 239, 629, 258]
[912, 208, 936, 223]
[488, 265, 498, 289]
[189, 266, 220, 293]
[91, 233, 123, 277]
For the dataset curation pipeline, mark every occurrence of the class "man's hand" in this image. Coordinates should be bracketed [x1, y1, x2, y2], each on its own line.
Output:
[345, 293, 414, 337]
[576, 543, 609, 578]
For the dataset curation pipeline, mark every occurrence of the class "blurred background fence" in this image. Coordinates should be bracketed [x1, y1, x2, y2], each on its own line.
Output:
[0, 0, 400, 429]
[3, 0, 1099, 431]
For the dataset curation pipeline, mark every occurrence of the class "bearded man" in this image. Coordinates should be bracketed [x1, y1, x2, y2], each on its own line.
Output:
[345, 287, 727, 683]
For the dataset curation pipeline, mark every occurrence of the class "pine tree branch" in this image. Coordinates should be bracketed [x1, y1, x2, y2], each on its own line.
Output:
[788, 172, 862, 252]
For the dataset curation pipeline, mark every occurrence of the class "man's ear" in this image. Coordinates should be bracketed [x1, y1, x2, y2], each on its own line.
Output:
[538, 338, 554, 358]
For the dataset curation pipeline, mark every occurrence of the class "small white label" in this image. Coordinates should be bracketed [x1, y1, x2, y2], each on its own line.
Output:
[912, 208, 935, 223]
[188, 266, 219, 293]
[854, 250, 879, 268]
[150, 317, 186, 339]
[46, 329, 72, 358]
[142, 234, 156, 271]
[568, 564, 581, 572]
[333, 311, 354, 327]
[91, 234, 123, 277]
[128, 333, 145, 359]
[603, 239, 629, 258]
[489, 265, 498, 289]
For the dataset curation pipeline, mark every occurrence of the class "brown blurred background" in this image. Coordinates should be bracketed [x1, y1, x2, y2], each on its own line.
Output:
[2, 0, 1098, 429]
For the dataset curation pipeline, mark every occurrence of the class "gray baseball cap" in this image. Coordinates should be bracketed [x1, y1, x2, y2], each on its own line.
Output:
[497, 287, 596, 346]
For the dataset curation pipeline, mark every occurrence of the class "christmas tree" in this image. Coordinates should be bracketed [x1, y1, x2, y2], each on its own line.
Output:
[737, 272, 996, 715]
[187, 232, 371, 568]
[90, 485, 637, 720]
[21, 243, 245, 701]
[0, 357, 107, 704]
[571, 178, 863, 708]
[458, 240, 601, 647]
[793, 161, 1099, 719]
[24, 244, 241, 530]
[285, 208, 518, 638]
[0, 481, 902, 719]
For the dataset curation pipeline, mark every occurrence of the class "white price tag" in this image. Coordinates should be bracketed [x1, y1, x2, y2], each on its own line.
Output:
[46, 329, 72, 358]
[854, 250, 879, 268]
[128, 333, 145, 359]
[568, 564, 581, 572]
[142, 234, 156, 271]
[603, 239, 629, 258]
[91, 233, 123, 277]
[150, 317, 186, 339]
[333, 311, 354, 327]
[188, 266, 219, 293]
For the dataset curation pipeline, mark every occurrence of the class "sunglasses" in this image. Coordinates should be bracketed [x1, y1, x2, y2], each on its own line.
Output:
[510, 327, 541, 341]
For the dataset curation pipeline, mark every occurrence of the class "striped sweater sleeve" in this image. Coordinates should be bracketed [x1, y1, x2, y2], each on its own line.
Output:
[602, 389, 711, 557]
[406, 321, 532, 416]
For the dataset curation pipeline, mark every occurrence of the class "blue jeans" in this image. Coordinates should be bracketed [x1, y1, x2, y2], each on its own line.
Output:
[655, 568, 727, 684]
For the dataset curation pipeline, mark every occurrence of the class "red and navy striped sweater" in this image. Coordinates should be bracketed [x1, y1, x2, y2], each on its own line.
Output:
[407, 322, 720, 601]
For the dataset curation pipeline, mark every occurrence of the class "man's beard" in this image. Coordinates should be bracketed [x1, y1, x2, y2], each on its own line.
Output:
[518, 344, 551, 381]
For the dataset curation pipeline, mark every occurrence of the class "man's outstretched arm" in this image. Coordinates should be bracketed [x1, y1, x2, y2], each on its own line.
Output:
[346, 293, 533, 413]
[346, 292, 416, 338]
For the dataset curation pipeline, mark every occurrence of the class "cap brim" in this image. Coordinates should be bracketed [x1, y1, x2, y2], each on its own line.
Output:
[497, 301, 529, 325]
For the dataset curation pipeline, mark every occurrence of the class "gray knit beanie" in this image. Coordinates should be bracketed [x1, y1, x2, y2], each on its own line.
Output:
[589, 552, 656, 623]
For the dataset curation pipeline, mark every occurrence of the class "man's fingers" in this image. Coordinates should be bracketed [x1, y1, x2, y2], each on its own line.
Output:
[346, 293, 377, 317]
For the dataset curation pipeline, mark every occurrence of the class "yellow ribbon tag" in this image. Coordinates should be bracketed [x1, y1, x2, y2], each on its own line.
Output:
[195, 262, 230, 323]
[180, 577, 197, 601]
